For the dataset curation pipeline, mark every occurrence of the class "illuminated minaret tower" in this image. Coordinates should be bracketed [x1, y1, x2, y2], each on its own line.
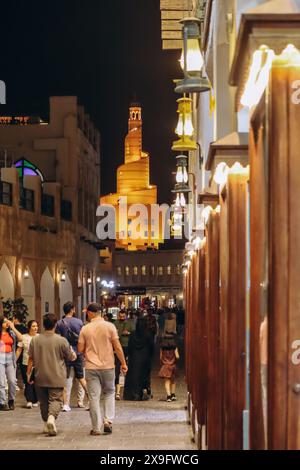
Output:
[125, 103, 142, 163]
[100, 101, 163, 251]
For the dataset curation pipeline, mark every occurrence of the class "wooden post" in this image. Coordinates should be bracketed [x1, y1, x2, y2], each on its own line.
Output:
[206, 211, 222, 449]
[221, 171, 248, 449]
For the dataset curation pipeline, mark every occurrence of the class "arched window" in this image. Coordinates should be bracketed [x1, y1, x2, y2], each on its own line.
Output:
[14, 158, 44, 181]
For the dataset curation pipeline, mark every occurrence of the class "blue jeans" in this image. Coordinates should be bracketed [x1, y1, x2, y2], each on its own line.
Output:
[85, 368, 115, 432]
[0, 358, 17, 404]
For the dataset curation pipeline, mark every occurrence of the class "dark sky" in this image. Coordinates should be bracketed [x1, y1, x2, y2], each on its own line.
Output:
[0, 0, 181, 204]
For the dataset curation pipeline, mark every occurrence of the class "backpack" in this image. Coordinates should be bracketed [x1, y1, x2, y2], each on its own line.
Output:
[62, 319, 79, 346]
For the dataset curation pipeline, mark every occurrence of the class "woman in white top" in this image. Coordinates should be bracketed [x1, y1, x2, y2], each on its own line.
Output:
[17, 320, 39, 408]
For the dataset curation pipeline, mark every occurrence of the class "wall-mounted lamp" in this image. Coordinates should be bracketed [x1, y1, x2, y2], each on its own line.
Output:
[175, 17, 210, 94]
[87, 274, 92, 285]
[61, 270, 66, 282]
[24, 267, 29, 279]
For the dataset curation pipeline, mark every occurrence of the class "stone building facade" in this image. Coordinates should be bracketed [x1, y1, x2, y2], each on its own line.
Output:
[0, 96, 102, 324]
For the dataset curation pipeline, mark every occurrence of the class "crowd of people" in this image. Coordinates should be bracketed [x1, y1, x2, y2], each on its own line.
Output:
[0, 303, 185, 437]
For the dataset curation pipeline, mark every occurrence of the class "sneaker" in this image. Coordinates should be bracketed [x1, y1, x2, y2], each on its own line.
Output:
[103, 422, 112, 434]
[43, 422, 49, 434]
[0, 403, 10, 411]
[77, 401, 85, 408]
[62, 404, 71, 412]
[166, 395, 172, 402]
[32, 402, 39, 408]
[90, 430, 101, 436]
[171, 394, 177, 401]
[47, 415, 57, 436]
[26, 402, 33, 409]
[8, 400, 15, 410]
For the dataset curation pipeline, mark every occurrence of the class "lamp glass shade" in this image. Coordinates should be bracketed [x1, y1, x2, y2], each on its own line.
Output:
[180, 39, 204, 75]
[61, 271, 66, 282]
[24, 268, 29, 279]
[176, 166, 183, 184]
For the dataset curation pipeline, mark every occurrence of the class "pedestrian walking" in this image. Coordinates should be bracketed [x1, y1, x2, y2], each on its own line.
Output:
[13, 313, 28, 390]
[158, 332, 179, 402]
[56, 301, 87, 411]
[78, 303, 127, 436]
[16, 320, 39, 408]
[123, 317, 153, 401]
[27, 313, 76, 436]
[144, 308, 158, 397]
[114, 310, 134, 400]
[0, 316, 23, 411]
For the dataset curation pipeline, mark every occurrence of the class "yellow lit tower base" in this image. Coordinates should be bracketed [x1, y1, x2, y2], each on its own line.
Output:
[100, 102, 164, 251]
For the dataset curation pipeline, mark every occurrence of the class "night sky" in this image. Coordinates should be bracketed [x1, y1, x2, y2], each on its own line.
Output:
[0, 0, 181, 204]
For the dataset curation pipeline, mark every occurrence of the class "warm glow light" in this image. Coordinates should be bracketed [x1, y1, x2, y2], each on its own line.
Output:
[193, 236, 202, 250]
[96, 276, 101, 283]
[229, 162, 249, 176]
[180, 193, 186, 207]
[278, 44, 300, 64]
[202, 206, 212, 224]
[174, 97, 194, 137]
[175, 113, 194, 137]
[241, 46, 275, 108]
[87, 276, 92, 285]
[61, 271, 66, 282]
[176, 166, 183, 183]
[24, 267, 29, 279]
[180, 39, 204, 75]
[176, 166, 188, 184]
[215, 205, 221, 214]
[213, 162, 229, 186]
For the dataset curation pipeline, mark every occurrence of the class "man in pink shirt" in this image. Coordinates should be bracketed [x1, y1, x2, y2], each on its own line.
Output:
[78, 303, 127, 436]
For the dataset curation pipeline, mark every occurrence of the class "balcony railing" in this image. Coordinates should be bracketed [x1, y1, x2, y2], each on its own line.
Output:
[41, 193, 54, 217]
[61, 199, 72, 221]
[0, 181, 12, 206]
[19, 187, 34, 211]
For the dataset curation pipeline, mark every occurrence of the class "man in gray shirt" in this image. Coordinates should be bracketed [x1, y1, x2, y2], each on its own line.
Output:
[27, 313, 76, 436]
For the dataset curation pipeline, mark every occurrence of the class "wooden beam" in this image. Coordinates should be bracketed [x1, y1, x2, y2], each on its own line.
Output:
[161, 20, 182, 31]
[160, 0, 191, 11]
[161, 10, 189, 20]
[162, 30, 182, 39]
[162, 39, 182, 50]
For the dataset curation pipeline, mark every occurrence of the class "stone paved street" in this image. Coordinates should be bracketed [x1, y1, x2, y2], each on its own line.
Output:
[0, 348, 196, 451]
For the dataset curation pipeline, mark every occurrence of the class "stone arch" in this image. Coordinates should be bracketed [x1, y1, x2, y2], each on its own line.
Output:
[21, 267, 36, 321]
[0, 263, 15, 300]
[40, 267, 55, 316]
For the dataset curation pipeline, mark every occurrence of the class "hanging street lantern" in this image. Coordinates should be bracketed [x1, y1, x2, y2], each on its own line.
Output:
[61, 270, 66, 282]
[175, 17, 210, 94]
[172, 97, 197, 152]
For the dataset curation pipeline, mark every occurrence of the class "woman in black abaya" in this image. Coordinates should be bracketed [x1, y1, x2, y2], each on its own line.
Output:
[123, 317, 153, 401]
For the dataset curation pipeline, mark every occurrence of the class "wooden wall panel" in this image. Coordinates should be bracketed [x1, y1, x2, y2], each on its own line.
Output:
[223, 173, 248, 450]
[206, 212, 222, 449]
[268, 63, 289, 450]
[196, 246, 208, 427]
[220, 190, 228, 450]
[249, 124, 266, 450]
[268, 59, 300, 450]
